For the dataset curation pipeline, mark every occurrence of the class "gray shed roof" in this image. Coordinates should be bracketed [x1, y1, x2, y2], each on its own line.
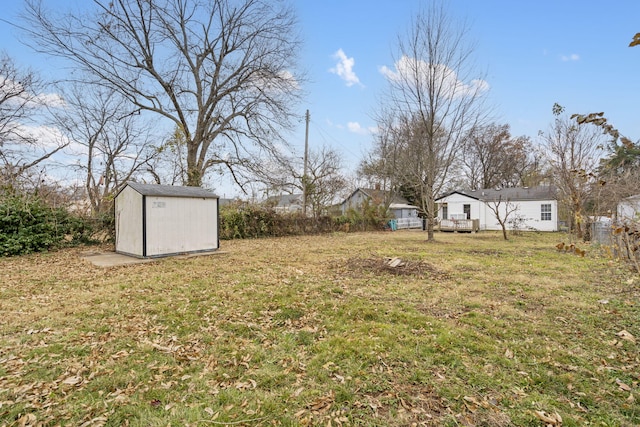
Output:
[124, 181, 219, 199]
[437, 186, 557, 202]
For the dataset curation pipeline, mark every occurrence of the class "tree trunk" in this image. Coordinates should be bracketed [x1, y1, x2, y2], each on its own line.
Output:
[186, 143, 202, 187]
[426, 192, 436, 241]
[499, 220, 508, 240]
[573, 201, 583, 239]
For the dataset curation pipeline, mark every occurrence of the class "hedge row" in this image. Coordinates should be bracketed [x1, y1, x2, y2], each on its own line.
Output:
[219, 204, 386, 240]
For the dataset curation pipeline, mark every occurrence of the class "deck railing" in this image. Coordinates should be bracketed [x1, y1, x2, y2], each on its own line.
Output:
[396, 218, 423, 229]
[439, 218, 480, 232]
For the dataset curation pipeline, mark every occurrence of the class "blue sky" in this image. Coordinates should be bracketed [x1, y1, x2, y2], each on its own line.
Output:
[294, 0, 640, 171]
[1, 1, 639, 196]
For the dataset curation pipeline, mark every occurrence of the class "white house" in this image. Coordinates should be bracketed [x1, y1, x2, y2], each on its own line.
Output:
[617, 194, 640, 222]
[115, 181, 219, 258]
[435, 186, 559, 232]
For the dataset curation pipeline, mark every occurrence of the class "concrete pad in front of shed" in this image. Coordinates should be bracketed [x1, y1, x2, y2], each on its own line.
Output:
[81, 250, 225, 267]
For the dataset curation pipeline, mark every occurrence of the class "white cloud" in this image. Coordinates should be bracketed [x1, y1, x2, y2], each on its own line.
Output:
[379, 55, 489, 98]
[34, 92, 66, 108]
[560, 53, 580, 62]
[20, 124, 73, 151]
[347, 122, 376, 135]
[329, 49, 362, 87]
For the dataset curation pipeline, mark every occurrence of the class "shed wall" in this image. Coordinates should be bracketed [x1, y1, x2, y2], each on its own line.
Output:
[144, 196, 218, 257]
[115, 186, 144, 256]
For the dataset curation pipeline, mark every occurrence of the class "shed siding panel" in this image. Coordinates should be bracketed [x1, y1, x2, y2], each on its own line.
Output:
[115, 186, 143, 256]
[145, 197, 218, 256]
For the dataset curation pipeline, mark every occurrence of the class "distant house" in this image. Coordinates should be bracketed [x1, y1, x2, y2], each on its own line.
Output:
[264, 193, 304, 213]
[340, 188, 421, 226]
[435, 186, 558, 232]
[617, 194, 640, 221]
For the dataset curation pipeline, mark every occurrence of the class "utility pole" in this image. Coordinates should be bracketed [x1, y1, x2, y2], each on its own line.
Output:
[303, 109, 310, 216]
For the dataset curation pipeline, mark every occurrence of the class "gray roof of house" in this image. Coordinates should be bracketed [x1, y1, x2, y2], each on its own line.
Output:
[343, 188, 409, 206]
[438, 186, 557, 202]
[265, 193, 303, 207]
[124, 181, 218, 199]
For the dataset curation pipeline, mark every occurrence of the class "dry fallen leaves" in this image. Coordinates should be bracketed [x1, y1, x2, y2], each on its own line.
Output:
[307, 391, 335, 413]
[615, 379, 632, 392]
[533, 410, 563, 426]
[616, 330, 636, 344]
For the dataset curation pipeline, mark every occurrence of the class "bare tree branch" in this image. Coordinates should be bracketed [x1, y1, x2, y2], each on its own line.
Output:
[255, 145, 346, 218]
[485, 195, 519, 240]
[541, 108, 604, 238]
[52, 83, 155, 215]
[22, 0, 304, 187]
[0, 53, 68, 186]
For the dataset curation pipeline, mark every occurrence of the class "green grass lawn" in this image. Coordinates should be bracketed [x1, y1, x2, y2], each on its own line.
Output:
[1, 231, 638, 426]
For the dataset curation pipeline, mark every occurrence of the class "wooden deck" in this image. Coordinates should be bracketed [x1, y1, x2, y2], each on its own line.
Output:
[438, 219, 480, 233]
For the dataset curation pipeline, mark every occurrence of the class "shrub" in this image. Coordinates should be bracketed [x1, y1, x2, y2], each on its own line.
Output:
[0, 190, 96, 256]
[218, 202, 386, 240]
[219, 204, 329, 240]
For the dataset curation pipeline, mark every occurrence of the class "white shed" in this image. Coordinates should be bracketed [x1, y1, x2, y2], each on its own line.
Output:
[115, 182, 219, 258]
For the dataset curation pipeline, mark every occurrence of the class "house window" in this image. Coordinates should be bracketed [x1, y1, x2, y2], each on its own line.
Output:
[442, 204, 448, 220]
[463, 204, 471, 220]
[541, 204, 552, 221]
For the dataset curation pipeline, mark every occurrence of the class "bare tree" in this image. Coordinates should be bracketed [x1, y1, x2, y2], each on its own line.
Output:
[22, 0, 304, 187]
[570, 111, 640, 218]
[462, 123, 536, 189]
[486, 195, 519, 240]
[304, 148, 347, 218]
[374, 2, 487, 240]
[258, 145, 346, 218]
[358, 117, 401, 193]
[357, 111, 404, 207]
[0, 53, 68, 186]
[53, 84, 154, 215]
[541, 105, 604, 238]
